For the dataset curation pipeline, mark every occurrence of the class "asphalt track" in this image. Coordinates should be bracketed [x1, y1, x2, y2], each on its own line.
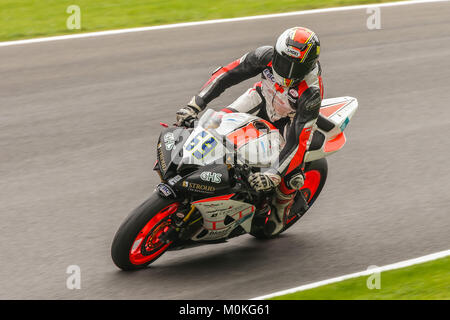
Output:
[0, 1, 449, 299]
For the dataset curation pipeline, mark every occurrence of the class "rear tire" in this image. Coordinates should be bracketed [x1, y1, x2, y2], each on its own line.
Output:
[280, 157, 328, 233]
[111, 192, 179, 271]
[250, 158, 328, 239]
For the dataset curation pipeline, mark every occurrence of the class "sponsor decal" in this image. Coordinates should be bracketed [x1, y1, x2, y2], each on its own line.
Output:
[263, 69, 276, 84]
[340, 117, 350, 131]
[200, 202, 249, 217]
[305, 91, 322, 111]
[185, 130, 218, 160]
[203, 228, 230, 240]
[289, 88, 299, 98]
[156, 183, 176, 198]
[286, 47, 301, 58]
[201, 202, 221, 208]
[168, 175, 182, 186]
[208, 229, 229, 236]
[209, 206, 234, 217]
[163, 132, 176, 151]
[181, 181, 216, 193]
[200, 171, 222, 184]
[157, 144, 167, 171]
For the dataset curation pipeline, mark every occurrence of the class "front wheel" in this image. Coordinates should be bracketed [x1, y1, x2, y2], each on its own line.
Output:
[111, 192, 179, 271]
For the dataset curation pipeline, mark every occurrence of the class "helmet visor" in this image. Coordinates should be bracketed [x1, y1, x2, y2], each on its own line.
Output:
[272, 51, 312, 81]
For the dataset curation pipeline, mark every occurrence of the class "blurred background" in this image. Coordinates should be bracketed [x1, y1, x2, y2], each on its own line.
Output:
[1, 0, 394, 41]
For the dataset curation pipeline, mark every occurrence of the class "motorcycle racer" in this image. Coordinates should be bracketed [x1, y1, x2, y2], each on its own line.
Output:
[176, 27, 324, 236]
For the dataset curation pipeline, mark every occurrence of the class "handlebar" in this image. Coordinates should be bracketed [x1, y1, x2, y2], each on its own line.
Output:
[174, 117, 196, 129]
[231, 164, 261, 196]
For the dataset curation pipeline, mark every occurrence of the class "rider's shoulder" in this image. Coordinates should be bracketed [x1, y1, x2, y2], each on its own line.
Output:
[301, 63, 321, 87]
[250, 46, 274, 66]
[254, 46, 274, 57]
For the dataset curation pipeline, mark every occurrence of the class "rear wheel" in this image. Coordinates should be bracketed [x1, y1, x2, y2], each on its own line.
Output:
[281, 157, 328, 233]
[111, 192, 179, 271]
[250, 158, 328, 239]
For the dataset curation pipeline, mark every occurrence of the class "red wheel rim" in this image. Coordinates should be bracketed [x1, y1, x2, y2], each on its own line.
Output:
[129, 203, 178, 265]
[301, 169, 321, 203]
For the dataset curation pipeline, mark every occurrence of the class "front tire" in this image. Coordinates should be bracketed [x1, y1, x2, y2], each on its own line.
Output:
[111, 192, 179, 271]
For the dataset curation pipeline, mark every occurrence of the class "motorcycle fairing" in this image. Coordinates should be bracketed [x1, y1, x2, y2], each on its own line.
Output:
[304, 96, 358, 162]
[190, 195, 255, 241]
[171, 164, 232, 197]
[181, 110, 285, 168]
[156, 127, 192, 179]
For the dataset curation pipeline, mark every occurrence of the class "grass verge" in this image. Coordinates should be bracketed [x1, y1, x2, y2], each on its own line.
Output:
[1, 0, 399, 42]
[270, 256, 450, 299]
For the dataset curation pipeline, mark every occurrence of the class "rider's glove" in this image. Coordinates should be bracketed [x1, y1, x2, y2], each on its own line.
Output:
[175, 106, 198, 127]
[175, 96, 204, 127]
[248, 171, 281, 192]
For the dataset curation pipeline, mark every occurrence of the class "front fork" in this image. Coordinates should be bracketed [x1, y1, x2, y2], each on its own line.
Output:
[158, 204, 199, 244]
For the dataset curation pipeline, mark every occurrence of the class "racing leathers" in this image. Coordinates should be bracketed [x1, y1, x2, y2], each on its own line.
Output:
[183, 46, 324, 235]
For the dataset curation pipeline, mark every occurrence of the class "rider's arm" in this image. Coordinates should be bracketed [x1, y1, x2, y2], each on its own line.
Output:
[274, 85, 322, 181]
[188, 46, 273, 112]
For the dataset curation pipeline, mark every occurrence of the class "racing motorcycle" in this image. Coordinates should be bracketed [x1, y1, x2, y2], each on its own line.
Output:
[111, 96, 358, 270]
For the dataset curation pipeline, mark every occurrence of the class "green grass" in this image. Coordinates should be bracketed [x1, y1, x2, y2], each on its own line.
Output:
[270, 256, 450, 299]
[0, 0, 399, 42]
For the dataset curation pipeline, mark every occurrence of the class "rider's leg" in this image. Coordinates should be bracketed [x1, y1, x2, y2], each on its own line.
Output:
[266, 167, 306, 236]
[266, 179, 296, 235]
[224, 86, 305, 236]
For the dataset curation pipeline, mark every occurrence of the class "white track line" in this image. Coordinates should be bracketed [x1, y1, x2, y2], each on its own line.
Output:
[251, 249, 450, 300]
[1, 0, 449, 47]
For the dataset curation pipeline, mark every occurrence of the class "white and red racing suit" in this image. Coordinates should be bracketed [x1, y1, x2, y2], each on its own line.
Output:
[189, 46, 324, 195]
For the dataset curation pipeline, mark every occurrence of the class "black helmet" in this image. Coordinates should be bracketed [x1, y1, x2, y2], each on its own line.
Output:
[272, 27, 320, 87]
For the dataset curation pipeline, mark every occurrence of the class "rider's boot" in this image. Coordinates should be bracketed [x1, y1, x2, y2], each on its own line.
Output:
[265, 188, 295, 236]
